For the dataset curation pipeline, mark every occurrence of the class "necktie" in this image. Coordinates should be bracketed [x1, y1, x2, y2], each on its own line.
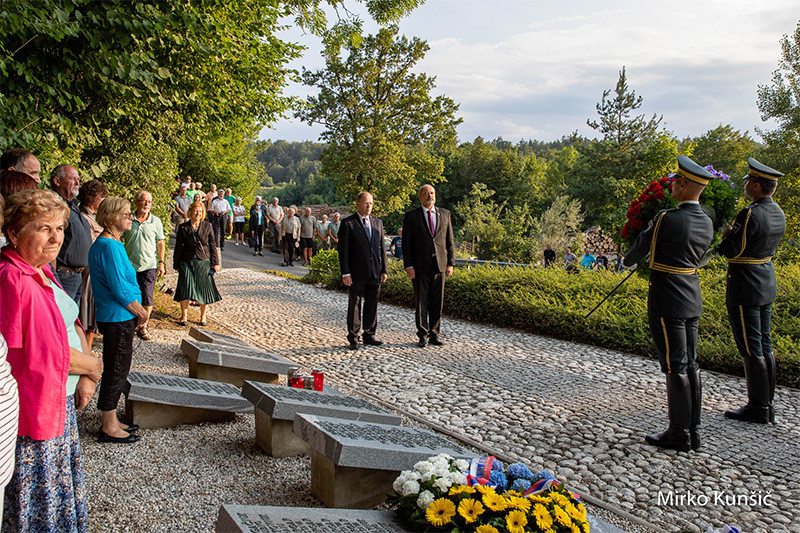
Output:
[427, 209, 435, 236]
[363, 217, 371, 240]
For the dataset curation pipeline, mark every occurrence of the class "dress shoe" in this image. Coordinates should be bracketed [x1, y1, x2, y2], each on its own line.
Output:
[644, 427, 691, 452]
[98, 430, 140, 444]
[347, 340, 358, 350]
[428, 337, 444, 346]
[124, 424, 139, 433]
[417, 338, 427, 348]
[724, 404, 770, 424]
[362, 337, 383, 346]
[689, 429, 701, 451]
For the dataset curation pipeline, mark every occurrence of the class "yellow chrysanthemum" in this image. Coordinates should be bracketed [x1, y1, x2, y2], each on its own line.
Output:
[507, 489, 522, 497]
[425, 498, 456, 527]
[507, 495, 531, 513]
[569, 523, 581, 533]
[457, 498, 484, 523]
[505, 510, 528, 533]
[528, 494, 549, 504]
[482, 492, 508, 512]
[533, 503, 553, 530]
[577, 502, 586, 514]
[474, 484, 494, 495]
[475, 525, 499, 533]
[565, 502, 584, 521]
[449, 485, 476, 495]
[553, 504, 572, 527]
[551, 493, 570, 507]
[580, 519, 591, 533]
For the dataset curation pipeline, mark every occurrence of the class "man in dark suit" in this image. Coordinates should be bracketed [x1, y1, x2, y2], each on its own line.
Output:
[717, 158, 785, 424]
[338, 191, 388, 350]
[402, 184, 455, 347]
[623, 155, 714, 452]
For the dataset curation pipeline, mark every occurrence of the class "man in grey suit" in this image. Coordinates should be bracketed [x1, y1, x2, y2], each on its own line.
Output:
[338, 192, 388, 350]
[402, 184, 455, 347]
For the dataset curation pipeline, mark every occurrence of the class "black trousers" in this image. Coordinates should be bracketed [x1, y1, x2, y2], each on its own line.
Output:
[96, 317, 137, 411]
[412, 263, 446, 339]
[269, 222, 281, 251]
[347, 278, 380, 342]
[648, 314, 699, 375]
[282, 235, 296, 264]
[252, 225, 265, 252]
[727, 303, 773, 360]
[213, 214, 229, 249]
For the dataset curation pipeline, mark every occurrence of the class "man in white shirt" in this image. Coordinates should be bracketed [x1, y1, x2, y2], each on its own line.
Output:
[266, 197, 284, 254]
[210, 189, 232, 250]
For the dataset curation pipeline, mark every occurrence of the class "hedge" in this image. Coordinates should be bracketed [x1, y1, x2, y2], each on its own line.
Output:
[303, 250, 800, 388]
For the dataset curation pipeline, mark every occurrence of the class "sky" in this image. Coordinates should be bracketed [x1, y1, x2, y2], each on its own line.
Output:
[261, 0, 799, 144]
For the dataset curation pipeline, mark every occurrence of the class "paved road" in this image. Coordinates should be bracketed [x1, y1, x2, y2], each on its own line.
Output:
[205, 268, 799, 533]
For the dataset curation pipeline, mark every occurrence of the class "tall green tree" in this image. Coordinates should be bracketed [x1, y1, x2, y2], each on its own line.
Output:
[297, 25, 461, 215]
[757, 21, 800, 255]
[688, 124, 758, 179]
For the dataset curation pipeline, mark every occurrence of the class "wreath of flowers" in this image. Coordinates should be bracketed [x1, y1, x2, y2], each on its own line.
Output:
[389, 455, 589, 532]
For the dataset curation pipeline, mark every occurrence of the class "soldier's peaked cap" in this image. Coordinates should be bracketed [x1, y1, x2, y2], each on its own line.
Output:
[746, 158, 783, 181]
[676, 155, 715, 186]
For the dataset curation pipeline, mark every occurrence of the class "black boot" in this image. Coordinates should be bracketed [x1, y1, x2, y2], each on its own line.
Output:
[645, 374, 692, 452]
[724, 357, 770, 424]
[687, 369, 702, 450]
[764, 351, 776, 423]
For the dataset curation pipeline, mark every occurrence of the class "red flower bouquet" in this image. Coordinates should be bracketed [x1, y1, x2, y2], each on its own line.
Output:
[621, 175, 676, 245]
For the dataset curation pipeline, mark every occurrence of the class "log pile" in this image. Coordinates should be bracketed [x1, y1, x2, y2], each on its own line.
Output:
[582, 226, 619, 255]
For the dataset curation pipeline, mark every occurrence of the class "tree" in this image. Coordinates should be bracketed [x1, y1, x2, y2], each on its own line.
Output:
[757, 21, 800, 255]
[531, 196, 584, 261]
[297, 25, 461, 215]
[587, 66, 663, 154]
[688, 125, 758, 179]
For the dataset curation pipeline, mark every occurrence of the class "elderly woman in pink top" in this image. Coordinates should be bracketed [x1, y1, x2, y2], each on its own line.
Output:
[0, 189, 103, 532]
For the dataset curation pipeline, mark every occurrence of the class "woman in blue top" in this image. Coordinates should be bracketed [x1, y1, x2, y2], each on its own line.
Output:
[89, 197, 148, 444]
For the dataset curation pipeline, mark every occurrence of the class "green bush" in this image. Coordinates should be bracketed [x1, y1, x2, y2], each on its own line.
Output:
[304, 252, 800, 387]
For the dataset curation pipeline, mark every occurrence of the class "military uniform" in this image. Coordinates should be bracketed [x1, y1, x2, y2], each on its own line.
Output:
[717, 158, 786, 424]
[623, 155, 714, 452]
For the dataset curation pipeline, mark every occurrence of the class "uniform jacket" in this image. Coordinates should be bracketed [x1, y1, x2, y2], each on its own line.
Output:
[402, 206, 455, 273]
[624, 203, 713, 318]
[173, 221, 219, 269]
[716, 197, 785, 306]
[338, 213, 388, 282]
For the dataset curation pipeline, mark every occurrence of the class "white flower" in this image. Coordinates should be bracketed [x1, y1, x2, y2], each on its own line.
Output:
[437, 453, 454, 462]
[455, 459, 470, 471]
[449, 471, 467, 485]
[393, 474, 408, 493]
[433, 466, 450, 478]
[434, 477, 453, 492]
[400, 480, 421, 496]
[417, 490, 435, 509]
[420, 471, 435, 482]
[405, 471, 422, 481]
[414, 461, 434, 474]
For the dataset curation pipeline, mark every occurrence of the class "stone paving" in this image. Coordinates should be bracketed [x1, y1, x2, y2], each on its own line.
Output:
[205, 268, 800, 533]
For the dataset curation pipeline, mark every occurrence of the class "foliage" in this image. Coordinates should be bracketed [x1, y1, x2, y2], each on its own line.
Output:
[304, 254, 800, 387]
[297, 25, 461, 215]
[255, 140, 326, 185]
[531, 196, 584, 261]
[687, 125, 758, 180]
[756, 20, 800, 259]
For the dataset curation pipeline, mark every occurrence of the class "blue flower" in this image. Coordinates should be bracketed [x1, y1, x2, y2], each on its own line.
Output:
[510, 479, 531, 493]
[507, 463, 533, 481]
[531, 470, 556, 483]
[488, 471, 508, 490]
[490, 460, 504, 472]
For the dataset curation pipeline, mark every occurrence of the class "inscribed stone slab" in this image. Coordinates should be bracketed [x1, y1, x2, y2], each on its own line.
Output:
[241, 381, 401, 425]
[181, 339, 294, 375]
[215, 505, 411, 532]
[125, 371, 250, 413]
[189, 327, 252, 348]
[293, 414, 470, 471]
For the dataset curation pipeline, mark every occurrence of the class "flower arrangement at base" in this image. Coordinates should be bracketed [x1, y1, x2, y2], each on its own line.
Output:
[389, 455, 589, 532]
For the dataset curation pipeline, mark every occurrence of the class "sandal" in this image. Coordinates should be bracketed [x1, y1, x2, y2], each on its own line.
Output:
[178, 320, 187, 326]
[199, 320, 207, 326]
[137, 328, 152, 341]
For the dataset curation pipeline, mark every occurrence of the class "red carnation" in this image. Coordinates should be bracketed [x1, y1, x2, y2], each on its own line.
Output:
[654, 190, 664, 200]
[631, 218, 644, 229]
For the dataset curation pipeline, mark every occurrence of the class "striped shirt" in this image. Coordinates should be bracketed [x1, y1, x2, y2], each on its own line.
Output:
[0, 334, 19, 487]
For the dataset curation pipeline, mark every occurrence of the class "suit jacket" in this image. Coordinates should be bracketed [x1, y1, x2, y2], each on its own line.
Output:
[402, 206, 455, 273]
[716, 197, 785, 306]
[173, 221, 219, 269]
[338, 213, 388, 282]
[249, 204, 268, 232]
[624, 203, 713, 318]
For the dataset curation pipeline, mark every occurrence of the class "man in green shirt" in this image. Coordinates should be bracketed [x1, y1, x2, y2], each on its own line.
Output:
[122, 190, 166, 340]
[225, 188, 236, 238]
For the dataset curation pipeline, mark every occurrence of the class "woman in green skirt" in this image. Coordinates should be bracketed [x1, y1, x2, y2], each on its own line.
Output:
[173, 200, 221, 325]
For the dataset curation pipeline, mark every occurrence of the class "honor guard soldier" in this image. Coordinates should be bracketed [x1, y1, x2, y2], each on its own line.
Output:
[717, 158, 786, 424]
[623, 155, 714, 452]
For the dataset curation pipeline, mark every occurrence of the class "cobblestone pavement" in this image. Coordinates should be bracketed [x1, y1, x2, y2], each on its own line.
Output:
[204, 268, 799, 533]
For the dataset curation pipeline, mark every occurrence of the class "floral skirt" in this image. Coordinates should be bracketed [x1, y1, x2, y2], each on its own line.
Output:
[3, 396, 88, 532]
[174, 256, 221, 305]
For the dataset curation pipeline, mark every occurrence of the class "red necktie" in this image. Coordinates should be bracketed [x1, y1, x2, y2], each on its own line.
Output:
[427, 209, 435, 236]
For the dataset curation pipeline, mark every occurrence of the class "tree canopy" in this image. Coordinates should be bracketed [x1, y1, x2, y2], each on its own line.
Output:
[297, 25, 461, 214]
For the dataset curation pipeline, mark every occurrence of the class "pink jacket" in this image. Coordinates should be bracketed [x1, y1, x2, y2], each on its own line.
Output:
[0, 247, 71, 440]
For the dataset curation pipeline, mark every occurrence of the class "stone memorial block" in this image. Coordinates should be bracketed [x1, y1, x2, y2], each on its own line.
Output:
[241, 381, 401, 458]
[293, 414, 471, 509]
[215, 505, 410, 533]
[181, 338, 294, 387]
[189, 326, 252, 348]
[124, 371, 250, 429]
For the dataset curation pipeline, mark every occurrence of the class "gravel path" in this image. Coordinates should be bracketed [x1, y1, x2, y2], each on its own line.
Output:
[77, 268, 798, 532]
